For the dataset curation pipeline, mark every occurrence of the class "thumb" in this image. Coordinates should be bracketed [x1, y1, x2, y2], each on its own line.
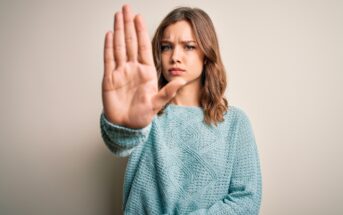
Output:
[151, 78, 187, 113]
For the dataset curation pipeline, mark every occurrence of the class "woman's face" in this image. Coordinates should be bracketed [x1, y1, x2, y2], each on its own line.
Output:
[160, 20, 205, 84]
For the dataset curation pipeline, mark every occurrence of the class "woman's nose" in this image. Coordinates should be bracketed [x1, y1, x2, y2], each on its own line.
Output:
[170, 47, 182, 64]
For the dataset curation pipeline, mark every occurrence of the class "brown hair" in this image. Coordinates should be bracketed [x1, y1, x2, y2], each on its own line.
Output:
[152, 6, 229, 126]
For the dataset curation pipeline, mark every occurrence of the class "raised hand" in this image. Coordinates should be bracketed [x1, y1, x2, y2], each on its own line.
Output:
[102, 5, 185, 129]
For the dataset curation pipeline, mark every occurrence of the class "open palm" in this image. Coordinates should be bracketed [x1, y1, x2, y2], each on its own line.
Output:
[102, 5, 185, 129]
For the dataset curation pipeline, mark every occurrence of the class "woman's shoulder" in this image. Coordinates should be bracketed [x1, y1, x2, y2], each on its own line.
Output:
[224, 105, 254, 130]
[226, 105, 251, 120]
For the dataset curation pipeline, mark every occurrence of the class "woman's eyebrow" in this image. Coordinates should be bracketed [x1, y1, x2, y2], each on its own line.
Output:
[160, 40, 172, 43]
[181, 40, 197, 44]
[160, 39, 197, 43]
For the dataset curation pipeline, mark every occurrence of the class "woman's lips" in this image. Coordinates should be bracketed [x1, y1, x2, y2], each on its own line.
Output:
[168, 68, 185, 76]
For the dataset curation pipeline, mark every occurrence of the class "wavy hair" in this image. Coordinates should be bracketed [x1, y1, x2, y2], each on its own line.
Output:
[152, 7, 229, 125]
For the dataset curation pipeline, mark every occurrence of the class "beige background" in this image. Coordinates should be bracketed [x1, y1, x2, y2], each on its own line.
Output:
[1, 0, 342, 214]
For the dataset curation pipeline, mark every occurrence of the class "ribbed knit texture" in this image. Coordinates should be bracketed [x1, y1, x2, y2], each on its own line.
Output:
[100, 104, 262, 215]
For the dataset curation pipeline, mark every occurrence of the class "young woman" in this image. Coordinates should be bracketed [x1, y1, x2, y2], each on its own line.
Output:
[100, 4, 262, 215]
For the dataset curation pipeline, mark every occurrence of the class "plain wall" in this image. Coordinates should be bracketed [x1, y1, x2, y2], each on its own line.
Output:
[1, 0, 342, 214]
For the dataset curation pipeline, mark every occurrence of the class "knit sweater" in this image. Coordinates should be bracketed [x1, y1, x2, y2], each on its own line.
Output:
[100, 104, 262, 215]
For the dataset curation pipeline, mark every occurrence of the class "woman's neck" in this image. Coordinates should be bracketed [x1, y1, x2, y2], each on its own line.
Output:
[170, 78, 201, 107]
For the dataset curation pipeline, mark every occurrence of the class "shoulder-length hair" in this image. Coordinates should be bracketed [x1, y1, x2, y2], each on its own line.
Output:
[152, 6, 229, 126]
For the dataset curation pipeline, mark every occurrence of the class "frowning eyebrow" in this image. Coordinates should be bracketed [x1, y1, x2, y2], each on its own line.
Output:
[160, 39, 197, 44]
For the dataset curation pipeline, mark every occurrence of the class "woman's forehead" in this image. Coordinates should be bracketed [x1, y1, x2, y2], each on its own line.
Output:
[162, 20, 196, 41]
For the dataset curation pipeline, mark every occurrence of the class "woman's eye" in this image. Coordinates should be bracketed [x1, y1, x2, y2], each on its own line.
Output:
[161, 44, 172, 51]
[185, 45, 196, 50]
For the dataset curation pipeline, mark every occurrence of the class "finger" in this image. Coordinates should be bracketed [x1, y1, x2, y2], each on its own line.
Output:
[134, 14, 154, 65]
[152, 78, 187, 113]
[123, 4, 138, 61]
[104, 31, 114, 77]
[114, 12, 126, 67]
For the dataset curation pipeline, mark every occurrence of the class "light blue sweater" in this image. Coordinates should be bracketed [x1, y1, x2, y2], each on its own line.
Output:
[100, 104, 262, 215]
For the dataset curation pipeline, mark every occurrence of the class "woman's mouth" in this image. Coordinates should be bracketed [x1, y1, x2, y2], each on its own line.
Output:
[168, 68, 185, 76]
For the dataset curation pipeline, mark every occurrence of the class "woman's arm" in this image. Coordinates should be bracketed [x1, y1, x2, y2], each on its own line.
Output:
[99, 4, 186, 156]
[100, 112, 152, 157]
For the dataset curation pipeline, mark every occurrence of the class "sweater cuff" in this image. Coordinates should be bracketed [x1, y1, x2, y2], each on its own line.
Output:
[100, 112, 152, 149]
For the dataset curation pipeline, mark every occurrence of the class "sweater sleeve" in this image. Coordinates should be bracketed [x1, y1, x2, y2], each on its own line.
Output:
[99, 112, 152, 157]
[188, 109, 262, 215]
